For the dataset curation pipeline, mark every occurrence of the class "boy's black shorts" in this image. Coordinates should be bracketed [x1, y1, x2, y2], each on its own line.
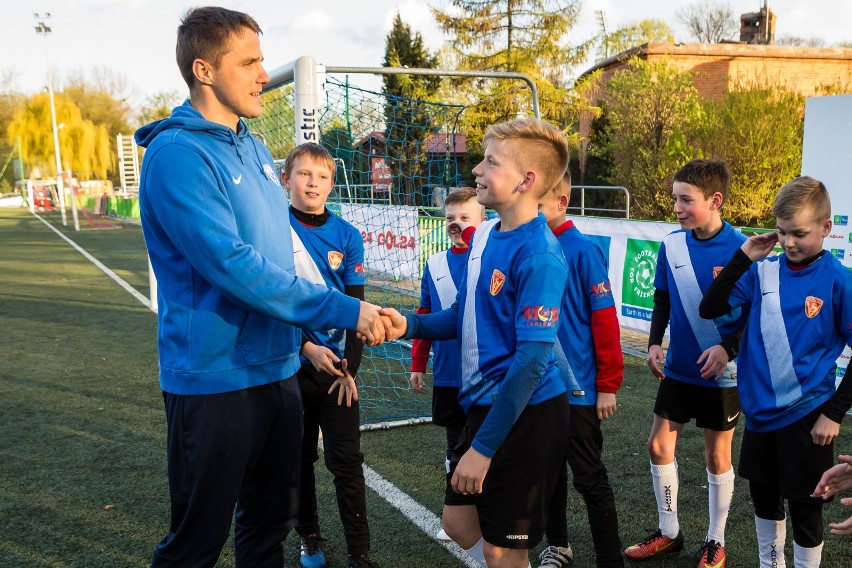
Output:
[739, 405, 835, 503]
[432, 385, 466, 428]
[444, 393, 570, 549]
[653, 377, 741, 431]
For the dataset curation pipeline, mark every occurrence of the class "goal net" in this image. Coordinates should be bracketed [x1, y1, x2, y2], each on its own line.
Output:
[249, 61, 534, 427]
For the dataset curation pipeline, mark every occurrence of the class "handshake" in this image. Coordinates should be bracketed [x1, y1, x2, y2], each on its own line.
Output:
[356, 302, 408, 346]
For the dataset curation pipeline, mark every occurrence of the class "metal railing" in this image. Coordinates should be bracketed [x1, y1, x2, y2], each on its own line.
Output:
[569, 185, 630, 219]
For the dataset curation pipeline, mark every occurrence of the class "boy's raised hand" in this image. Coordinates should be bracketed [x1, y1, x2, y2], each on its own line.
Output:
[647, 344, 666, 380]
[741, 231, 779, 261]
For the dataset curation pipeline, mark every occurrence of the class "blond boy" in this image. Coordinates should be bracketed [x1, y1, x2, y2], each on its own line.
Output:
[384, 118, 571, 568]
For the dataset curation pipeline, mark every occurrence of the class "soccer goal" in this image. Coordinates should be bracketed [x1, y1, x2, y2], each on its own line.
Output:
[250, 56, 540, 428]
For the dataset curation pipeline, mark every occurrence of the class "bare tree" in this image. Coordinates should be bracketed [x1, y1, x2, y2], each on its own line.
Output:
[775, 35, 827, 47]
[675, 1, 739, 43]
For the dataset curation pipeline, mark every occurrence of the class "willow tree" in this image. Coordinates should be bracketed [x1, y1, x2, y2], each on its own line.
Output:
[432, 0, 592, 165]
[7, 92, 111, 180]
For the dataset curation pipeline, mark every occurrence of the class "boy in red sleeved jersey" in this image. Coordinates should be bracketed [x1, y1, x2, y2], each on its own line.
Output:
[535, 171, 625, 568]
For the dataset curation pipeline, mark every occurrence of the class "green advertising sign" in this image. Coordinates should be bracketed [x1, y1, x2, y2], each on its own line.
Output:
[620, 238, 660, 321]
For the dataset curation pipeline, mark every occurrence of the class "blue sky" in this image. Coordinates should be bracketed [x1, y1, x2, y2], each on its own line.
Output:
[4, 0, 851, 108]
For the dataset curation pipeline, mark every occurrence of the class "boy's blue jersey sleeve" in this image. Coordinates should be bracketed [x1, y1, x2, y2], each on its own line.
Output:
[581, 243, 615, 311]
[405, 302, 459, 341]
[470, 341, 553, 457]
[514, 252, 567, 342]
[343, 226, 366, 286]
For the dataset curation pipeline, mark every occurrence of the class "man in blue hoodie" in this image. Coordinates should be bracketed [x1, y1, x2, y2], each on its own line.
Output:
[135, 7, 386, 567]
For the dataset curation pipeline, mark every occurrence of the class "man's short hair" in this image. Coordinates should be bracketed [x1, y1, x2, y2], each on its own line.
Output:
[482, 118, 569, 198]
[673, 159, 731, 205]
[772, 176, 831, 222]
[444, 187, 483, 214]
[176, 7, 262, 89]
[283, 143, 337, 179]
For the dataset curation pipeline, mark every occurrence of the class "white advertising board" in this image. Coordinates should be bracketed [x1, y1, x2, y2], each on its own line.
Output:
[339, 203, 420, 281]
[801, 94, 852, 387]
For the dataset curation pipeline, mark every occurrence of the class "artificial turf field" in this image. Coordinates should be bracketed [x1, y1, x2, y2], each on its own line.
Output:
[0, 207, 850, 567]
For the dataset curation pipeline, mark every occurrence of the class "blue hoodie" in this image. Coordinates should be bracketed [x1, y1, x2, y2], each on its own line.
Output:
[136, 102, 360, 395]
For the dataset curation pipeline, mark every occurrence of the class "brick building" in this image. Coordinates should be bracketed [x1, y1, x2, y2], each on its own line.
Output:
[575, 42, 852, 172]
[579, 42, 852, 102]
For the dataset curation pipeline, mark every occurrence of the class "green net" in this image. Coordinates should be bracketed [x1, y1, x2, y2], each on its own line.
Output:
[250, 75, 469, 426]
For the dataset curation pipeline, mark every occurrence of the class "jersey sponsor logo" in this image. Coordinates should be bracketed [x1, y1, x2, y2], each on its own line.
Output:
[490, 269, 506, 295]
[589, 281, 612, 298]
[805, 296, 823, 318]
[522, 305, 559, 327]
[354, 263, 364, 275]
[328, 251, 344, 270]
[713, 266, 724, 279]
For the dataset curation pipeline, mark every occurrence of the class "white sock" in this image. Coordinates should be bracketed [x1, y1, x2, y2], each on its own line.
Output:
[465, 538, 487, 567]
[755, 516, 786, 568]
[792, 542, 823, 568]
[706, 467, 735, 545]
[651, 460, 679, 537]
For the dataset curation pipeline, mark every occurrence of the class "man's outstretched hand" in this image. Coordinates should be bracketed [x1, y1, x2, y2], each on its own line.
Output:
[356, 301, 387, 346]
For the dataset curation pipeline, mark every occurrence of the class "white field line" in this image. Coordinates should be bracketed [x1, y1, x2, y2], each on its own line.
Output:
[35, 211, 478, 566]
[32, 212, 153, 310]
[316, 439, 481, 568]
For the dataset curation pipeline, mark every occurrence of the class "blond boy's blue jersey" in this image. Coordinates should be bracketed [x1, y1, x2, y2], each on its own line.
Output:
[458, 215, 567, 410]
[654, 222, 746, 388]
[290, 211, 365, 361]
[729, 252, 852, 432]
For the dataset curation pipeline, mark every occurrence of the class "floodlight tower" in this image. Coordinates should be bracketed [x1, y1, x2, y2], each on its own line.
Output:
[34, 12, 77, 229]
[596, 10, 610, 59]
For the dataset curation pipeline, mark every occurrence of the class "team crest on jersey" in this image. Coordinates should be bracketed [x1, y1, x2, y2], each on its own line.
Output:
[328, 251, 344, 270]
[263, 163, 280, 185]
[805, 296, 823, 318]
[490, 269, 506, 295]
[713, 266, 724, 279]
